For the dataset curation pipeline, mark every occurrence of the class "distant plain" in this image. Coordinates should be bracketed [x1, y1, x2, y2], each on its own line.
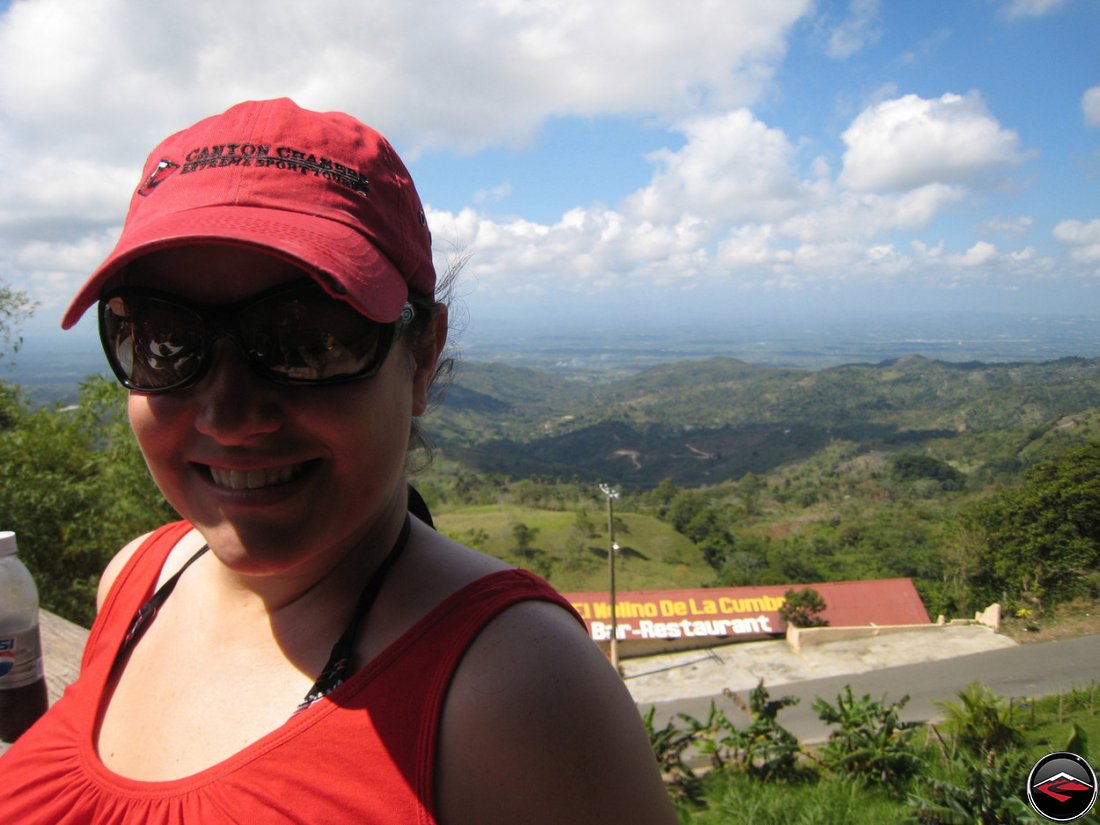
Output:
[10, 310, 1100, 406]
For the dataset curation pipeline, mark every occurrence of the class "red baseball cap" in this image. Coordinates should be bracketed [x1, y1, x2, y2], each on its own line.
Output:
[61, 98, 435, 329]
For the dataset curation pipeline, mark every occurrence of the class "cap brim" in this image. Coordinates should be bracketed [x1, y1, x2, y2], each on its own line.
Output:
[61, 205, 409, 329]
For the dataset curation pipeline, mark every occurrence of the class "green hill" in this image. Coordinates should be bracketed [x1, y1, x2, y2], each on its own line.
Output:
[428, 356, 1100, 487]
[434, 505, 705, 592]
[4, 352, 1098, 626]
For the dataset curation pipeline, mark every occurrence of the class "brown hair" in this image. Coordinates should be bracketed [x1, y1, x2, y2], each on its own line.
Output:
[405, 250, 466, 467]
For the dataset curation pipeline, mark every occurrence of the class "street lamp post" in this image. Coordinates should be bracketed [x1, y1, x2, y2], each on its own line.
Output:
[599, 483, 621, 673]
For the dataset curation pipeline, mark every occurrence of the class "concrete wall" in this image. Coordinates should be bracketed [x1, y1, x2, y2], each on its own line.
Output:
[785, 603, 1002, 653]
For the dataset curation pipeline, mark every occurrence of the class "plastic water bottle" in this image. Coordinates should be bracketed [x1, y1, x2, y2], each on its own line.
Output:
[0, 531, 48, 742]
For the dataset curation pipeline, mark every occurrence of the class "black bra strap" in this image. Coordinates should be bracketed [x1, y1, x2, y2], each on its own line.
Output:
[117, 542, 210, 659]
[296, 514, 413, 711]
[407, 483, 434, 528]
[115, 496, 431, 712]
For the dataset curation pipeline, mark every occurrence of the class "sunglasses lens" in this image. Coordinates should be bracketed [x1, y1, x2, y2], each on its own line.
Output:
[240, 289, 395, 382]
[99, 282, 407, 391]
[101, 295, 205, 391]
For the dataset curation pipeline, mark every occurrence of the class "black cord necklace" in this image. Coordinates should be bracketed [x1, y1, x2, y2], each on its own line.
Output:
[296, 515, 411, 711]
[114, 514, 414, 714]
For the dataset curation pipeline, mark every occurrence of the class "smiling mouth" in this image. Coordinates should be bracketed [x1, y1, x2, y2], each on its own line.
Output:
[206, 462, 313, 491]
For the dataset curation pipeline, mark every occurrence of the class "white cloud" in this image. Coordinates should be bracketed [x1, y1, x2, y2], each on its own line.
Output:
[954, 241, 999, 268]
[473, 182, 513, 206]
[716, 224, 784, 268]
[0, 0, 813, 155]
[911, 239, 944, 259]
[998, 0, 1070, 20]
[1083, 86, 1100, 127]
[0, 0, 1093, 328]
[982, 216, 1034, 237]
[16, 234, 117, 272]
[780, 184, 965, 243]
[838, 92, 1028, 192]
[825, 0, 883, 59]
[898, 27, 953, 66]
[6, 231, 122, 315]
[430, 103, 990, 298]
[431, 200, 718, 297]
[1053, 219, 1100, 267]
[625, 110, 815, 224]
[428, 87, 1049, 302]
[0, 152, 136, 228]
[0, 0, 816, 313]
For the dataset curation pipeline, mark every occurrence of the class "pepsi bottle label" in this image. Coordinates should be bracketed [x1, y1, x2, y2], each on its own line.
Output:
[0, 627, 45, 689]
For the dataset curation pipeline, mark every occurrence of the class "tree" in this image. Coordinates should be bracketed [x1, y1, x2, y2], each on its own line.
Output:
[0, 280, 36, 365]
[684, 507, 735, 570]
[716, 547, 767, 587]
[0, 376, 176, 625]
[766, 538, 824, 584]
[572, 507, 597, 539]
[778, 587, 829, 628]
[450, 527, 489, 550]
[510, 522, 554, 578]
[890, 452, 966, 492]
[643, 478, 680, 520]
[665, 489, 707, 533]
[964, 441, 1100, 609]
[736, 472, 767, 517]
[936, 527, 986, 618]
[511, 521, 540, 558]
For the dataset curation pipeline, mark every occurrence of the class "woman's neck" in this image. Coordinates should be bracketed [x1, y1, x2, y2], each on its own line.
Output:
[187, 486, 410, 636]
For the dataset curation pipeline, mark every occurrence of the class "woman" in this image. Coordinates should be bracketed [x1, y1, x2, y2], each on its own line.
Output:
[0, 99, 677, 824]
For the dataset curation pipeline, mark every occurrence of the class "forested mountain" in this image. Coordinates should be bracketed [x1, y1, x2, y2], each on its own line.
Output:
[2, 352, 1098, 626]
[429, 355, 1100, 486]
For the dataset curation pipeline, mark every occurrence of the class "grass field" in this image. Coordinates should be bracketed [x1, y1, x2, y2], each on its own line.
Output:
[434, 504, 707, 592]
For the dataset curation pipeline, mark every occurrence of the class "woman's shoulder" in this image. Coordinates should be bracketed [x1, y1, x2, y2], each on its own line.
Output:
[95, 533, 154, 612]
[403, 522, 677, 824]
[95, 523, 206, 612]
[394, 518, 512, 601]
[434, 596, 678, 824]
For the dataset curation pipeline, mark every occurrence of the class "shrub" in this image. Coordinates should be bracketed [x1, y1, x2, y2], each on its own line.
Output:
[724, 681, 804, 781]
[642, 706, 704, 805]
[812, 686, 923, 791]
[779, 587, 829, 628]
[907, 750, 1037, 824]
[933, 682, 1023, 757]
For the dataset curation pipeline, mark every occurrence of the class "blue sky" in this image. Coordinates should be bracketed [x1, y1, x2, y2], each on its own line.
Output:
[0, 0, 1097, 351]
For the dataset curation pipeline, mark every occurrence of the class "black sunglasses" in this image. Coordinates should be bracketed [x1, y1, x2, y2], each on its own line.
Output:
[98, 279, 415, 393]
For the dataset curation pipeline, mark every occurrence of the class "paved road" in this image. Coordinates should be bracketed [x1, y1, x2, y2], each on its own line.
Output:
[646, 634, 1100, 744]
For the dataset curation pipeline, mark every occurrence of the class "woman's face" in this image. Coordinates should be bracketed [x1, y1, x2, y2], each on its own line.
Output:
[123, 245, 443, 579]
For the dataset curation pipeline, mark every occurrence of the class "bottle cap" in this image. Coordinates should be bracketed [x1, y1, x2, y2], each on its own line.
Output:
[0, 531, 17, 557]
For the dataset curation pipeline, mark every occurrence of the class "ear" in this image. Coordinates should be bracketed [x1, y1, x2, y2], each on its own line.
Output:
[411, 303, 449, 417]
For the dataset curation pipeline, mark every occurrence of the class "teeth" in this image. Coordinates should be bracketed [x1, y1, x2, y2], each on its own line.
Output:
[208, 464, 304, 490]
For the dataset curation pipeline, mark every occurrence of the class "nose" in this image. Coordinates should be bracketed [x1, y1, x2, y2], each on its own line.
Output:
[192, 339, 283, 444]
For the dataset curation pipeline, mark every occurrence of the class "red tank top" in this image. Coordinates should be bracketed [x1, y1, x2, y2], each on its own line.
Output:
[0, 521, 582, 824]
